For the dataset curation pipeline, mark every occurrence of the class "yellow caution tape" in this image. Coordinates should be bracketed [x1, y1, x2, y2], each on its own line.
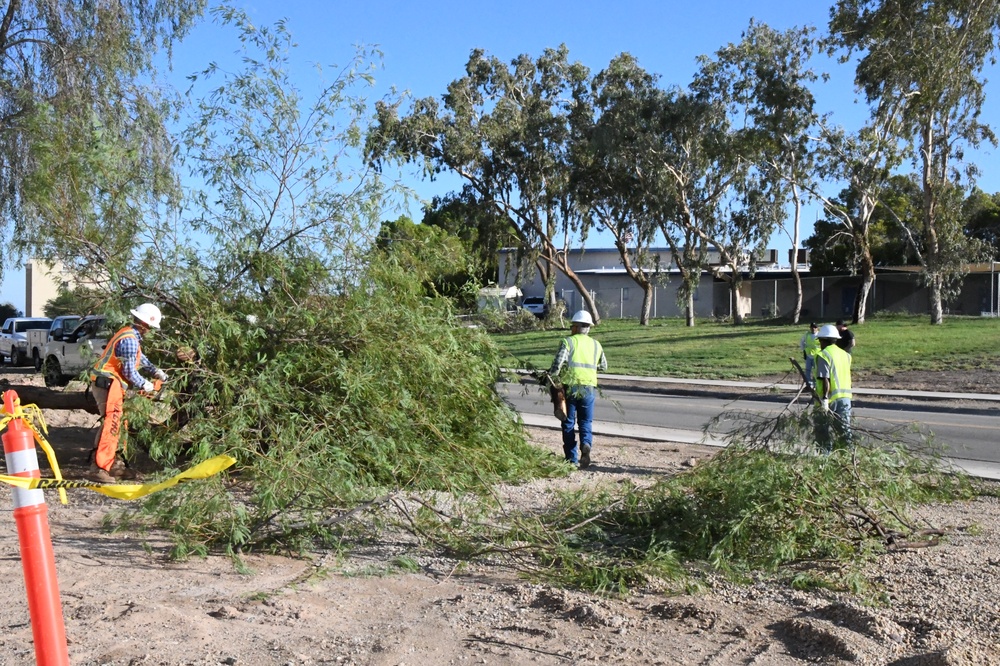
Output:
[0, 400, 69, 505]
[0, 455, 236, 501]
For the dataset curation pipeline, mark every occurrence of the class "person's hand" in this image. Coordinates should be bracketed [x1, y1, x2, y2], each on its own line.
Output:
[154, 369, 168, 381]
[142, 381, 155, 393]
[820, 399, 829, 412]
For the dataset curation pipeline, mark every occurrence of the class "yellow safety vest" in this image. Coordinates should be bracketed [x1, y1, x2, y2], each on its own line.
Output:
[90, 326, 141, 385]
[803, 333, 820, 357]
[560, 334, 603, 387]
[815, 345, 852, 401]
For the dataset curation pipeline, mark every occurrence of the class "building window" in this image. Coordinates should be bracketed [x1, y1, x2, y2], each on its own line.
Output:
[622, 287, 629, 301]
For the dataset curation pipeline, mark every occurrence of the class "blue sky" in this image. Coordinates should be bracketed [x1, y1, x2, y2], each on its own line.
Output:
[2, 0, 998, 310]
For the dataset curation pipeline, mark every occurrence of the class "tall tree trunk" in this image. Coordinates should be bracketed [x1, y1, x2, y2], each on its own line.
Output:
[790, 185, 804, 324]
[729, 277, 745, 325]
[929, 273, 945, 323]
[852, 239, 876, 323]
[920, 122, 944, 325]
[538, 245, 603, 324]
[639, 282, 653, 325]
[686, 291, 695, 327]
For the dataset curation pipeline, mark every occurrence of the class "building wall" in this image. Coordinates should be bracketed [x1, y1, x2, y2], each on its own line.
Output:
[24, 260, 70, 317]
[499, 247, 1000, 321]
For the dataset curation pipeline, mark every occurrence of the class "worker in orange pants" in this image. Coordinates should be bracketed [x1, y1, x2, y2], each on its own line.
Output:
[88, 303, 168, 483]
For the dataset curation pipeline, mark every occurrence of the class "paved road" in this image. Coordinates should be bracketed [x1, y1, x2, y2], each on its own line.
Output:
[498, 379, 1000, 480]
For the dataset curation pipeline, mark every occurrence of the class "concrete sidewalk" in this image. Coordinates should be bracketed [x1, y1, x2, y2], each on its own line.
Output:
[519, 412, 1000, 481]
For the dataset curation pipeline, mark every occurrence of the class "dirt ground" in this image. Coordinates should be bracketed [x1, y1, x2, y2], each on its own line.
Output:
[0, 368, 998, 665]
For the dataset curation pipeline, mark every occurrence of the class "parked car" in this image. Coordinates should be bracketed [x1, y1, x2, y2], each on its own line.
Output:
[42, 315, 110, 387]
[28, 315, 82, 371]
[0, 317, 53, 366]
[520, 296, 547, 318]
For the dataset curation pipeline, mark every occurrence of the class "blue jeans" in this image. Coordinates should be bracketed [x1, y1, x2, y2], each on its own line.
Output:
[814, 398, 853, 453]
[803, 355, 815, 387]
[562, 385, 595, 463]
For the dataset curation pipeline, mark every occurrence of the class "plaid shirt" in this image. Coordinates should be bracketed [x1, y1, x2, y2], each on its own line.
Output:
[115, 327, 157, 388]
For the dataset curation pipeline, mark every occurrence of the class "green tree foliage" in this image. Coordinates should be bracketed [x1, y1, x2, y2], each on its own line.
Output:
[41, 286, 101, 318]
[401, 424, 971, 594]
[367, 47, 606, 322]
[829, 0, 1000, 323]
[963, 189, 1000, 259]
[132, 259, 562, 555]
[806, 176, 920, 274]
[727, 22, 820, 324]
[420, 187, 518, 287]
[575, 53, 667, 326]
[109, 9, 563, 556]
[685, 32, 793, 323]
[0, 303, 21, 322]
[375, 215, 475, 306]
[0, 0, 205, 281]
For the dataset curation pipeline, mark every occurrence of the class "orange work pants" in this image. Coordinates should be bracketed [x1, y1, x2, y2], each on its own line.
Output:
[92, 379, 128, 471]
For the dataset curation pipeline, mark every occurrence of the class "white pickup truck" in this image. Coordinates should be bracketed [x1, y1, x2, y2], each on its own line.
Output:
[42, 315, 111, 387]
[0, 317, 53, 366]
[27, 315, 82, 371]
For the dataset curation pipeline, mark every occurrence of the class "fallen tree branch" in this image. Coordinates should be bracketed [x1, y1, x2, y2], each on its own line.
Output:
[0, 382, 98, 414]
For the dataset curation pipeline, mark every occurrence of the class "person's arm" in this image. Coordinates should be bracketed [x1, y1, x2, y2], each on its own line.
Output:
[597, 348, 608, 373]
[549, 340, 570, 377]
[815, 353, 832, 407]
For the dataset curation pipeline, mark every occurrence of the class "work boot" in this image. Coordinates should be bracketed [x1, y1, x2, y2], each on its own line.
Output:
[86, 464, 116, 484]
[579, 445, 591, 469]
[109, 457, 144, 481]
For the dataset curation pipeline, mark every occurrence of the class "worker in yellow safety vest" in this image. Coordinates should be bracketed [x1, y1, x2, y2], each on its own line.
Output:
[87, 303, 168, 483]
[813, 324, 853, 452]
[799, 322, 821, 391]
[549, 310, 607, 469]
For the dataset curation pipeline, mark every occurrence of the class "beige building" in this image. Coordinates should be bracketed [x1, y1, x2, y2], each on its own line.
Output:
[24, 260, 72, 317]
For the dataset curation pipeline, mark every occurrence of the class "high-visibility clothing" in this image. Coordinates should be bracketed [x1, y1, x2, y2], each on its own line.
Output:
[92, 381, 127, 471]
[90, 326, 141, 385]
[815, 344, 852, 401]
[560, 334, 603, 387]
[89, 325, 142, 471]
[802, 332, 821, 357]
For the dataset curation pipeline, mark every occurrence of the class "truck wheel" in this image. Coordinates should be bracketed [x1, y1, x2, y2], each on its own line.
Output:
[14, 350, 27, 367]
[43, 357, 69, 388]
[32, 350, 42, 372]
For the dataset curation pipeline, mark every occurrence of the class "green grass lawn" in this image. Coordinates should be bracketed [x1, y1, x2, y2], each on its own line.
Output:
[493, 313, 1000, 379]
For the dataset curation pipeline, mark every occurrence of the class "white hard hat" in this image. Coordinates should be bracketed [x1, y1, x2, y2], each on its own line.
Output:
[817, 324, 840, 340]
[130, 303, 162, 329]
[571, 310, 594, 326]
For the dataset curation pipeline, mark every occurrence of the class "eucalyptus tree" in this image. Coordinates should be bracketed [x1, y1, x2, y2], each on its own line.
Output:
[808, 102, 905, 323]
[829, 0, 1000, 324]
[641, 89, 732, 325]
[687, 43, 790, 324]
[367, 47, 603, 322]
[573, 53, 665, 325]
[714, 22, 822, 324]
[0, 0, 206, 282]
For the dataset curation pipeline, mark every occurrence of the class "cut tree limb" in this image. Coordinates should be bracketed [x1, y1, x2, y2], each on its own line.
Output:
[0, 382, 98, 414]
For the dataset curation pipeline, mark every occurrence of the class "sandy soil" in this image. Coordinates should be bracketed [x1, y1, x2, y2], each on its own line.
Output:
[0, 368, 997, 665]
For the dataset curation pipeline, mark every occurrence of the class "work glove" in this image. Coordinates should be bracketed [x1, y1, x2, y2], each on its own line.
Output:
[820, 399, 829, 412]
[153, 369, 168, 381]
[141, 381, 155, 393]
